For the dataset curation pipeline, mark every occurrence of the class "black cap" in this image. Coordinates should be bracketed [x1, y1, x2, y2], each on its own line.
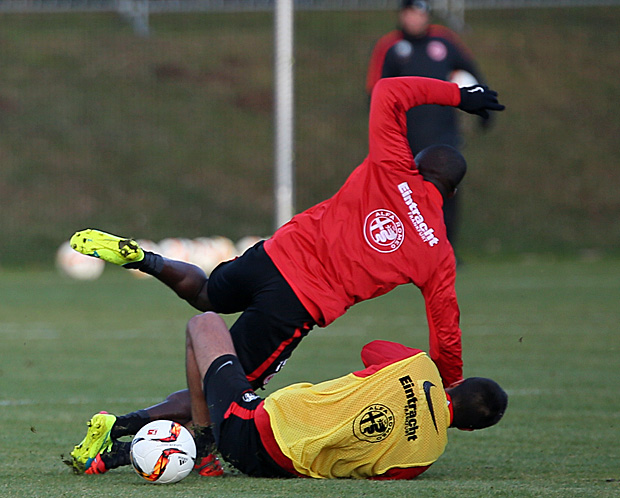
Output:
[401, 0, 431, 13]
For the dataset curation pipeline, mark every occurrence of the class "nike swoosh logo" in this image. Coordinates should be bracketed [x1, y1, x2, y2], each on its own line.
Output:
[215, 360, 233, 374]
[423, 381, 439, 433]
[468, 86, 484, 93]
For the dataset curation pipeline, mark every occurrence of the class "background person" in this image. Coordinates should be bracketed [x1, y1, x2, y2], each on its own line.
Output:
[367, 0, 493, 251]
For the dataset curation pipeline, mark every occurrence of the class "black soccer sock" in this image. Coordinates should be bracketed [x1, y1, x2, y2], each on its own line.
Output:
[192, 425, 216, 460]
[100, 440, 132, 470]
[111, 409, 151, 439]
[123, 251, 164, 277]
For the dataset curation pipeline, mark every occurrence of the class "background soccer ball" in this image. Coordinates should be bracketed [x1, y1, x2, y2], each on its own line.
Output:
[130, 420, 196, 484]
[56, 241, 105, 280]
[449, 69, 479, 88]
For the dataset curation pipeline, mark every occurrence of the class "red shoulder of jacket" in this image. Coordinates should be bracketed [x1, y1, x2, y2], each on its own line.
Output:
[366, 30, 403, 94]
[355, 340, 425, 377]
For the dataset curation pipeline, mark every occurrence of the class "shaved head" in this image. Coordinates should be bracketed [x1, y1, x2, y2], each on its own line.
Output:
[415, 145, 467, 198]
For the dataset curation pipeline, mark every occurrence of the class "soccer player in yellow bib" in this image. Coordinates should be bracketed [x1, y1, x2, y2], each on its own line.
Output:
[192, 312, 507, 479]
[72, 311, 507, 479]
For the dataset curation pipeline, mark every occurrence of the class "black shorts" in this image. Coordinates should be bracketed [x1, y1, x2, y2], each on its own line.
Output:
[204, 355, 295, 478]
[207, 241, 316, 388]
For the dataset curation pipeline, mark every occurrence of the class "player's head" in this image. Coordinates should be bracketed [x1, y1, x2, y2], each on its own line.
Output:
[447, 377, 508, 430]
[401, 0, 431, 12]
[415, 144, 467, 199]
[400, 0, 431, 37]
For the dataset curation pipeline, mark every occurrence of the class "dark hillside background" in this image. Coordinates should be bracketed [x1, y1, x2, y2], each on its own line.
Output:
[1, 7, 619, 266]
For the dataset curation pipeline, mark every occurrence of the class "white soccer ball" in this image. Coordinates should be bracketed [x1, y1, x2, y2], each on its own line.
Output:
[158, 237, 194, 262]
[190, 236, 236, 275]
[209, 236, 237, 262]
[56, 241, 105, 280]
[449, 69, 479, 88]
[130, 420, 196, 484]
[188, 237, 222, 275]
[235, 235, 263, 256]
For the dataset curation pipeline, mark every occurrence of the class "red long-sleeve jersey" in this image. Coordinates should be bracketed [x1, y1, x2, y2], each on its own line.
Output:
[264, 77, 463, 386]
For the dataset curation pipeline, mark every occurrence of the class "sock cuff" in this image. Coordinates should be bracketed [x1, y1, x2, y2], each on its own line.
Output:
[124, 251, 164, 276]
[202, 354, 239, 396]
[110, 409, 150, 439]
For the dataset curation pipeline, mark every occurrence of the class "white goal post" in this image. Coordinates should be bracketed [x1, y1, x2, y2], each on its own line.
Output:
[274, 0, 295, 230]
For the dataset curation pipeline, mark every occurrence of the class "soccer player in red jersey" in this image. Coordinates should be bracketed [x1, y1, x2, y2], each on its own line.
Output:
[68, 76, 504, 474]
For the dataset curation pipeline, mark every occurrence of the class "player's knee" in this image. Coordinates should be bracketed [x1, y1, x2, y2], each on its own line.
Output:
[186, 311, 220, 341]
[187, 311, 213, 333]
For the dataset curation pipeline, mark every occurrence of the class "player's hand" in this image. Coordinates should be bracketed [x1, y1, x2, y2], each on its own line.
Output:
[457, 85, 505, 119]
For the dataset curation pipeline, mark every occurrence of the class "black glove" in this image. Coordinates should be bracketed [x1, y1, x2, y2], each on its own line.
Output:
[458, 85, 505, 119]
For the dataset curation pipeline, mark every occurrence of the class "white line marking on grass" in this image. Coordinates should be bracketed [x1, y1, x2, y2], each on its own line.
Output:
[0, 323, 59, 339]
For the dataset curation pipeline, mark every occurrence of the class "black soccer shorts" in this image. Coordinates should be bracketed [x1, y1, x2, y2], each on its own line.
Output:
[207, 241, 316, 388]
[203, 354, 294, 478]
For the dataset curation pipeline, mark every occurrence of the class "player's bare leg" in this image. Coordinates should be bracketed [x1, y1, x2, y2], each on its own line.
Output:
[185, 312, 237, 426]
[141, 390, 192, 425]
[151, 259, 214, 311]
[70, 229, 215, 311]
[185, 312, 235, 476]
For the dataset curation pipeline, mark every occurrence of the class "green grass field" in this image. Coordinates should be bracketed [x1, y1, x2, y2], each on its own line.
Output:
[2, 259, 619, 497]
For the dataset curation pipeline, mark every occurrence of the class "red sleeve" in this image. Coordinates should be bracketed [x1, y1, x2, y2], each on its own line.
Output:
[370, 465, 431, 480]
[368, 77, 461, 175]
[421, 250, 463, 387]
[356, 341, 424, 378]
[366, 31, 403, 95]
[360, 340, 423, 368]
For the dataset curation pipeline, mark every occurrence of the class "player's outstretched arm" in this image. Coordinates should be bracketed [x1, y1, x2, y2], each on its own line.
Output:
[457, 85, 505, 119]
[70, 229, 213, 311]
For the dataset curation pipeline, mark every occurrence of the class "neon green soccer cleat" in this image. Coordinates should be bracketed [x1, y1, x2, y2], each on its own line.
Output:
[70, 229, 144, 266]
[69, 412, 117, 474]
